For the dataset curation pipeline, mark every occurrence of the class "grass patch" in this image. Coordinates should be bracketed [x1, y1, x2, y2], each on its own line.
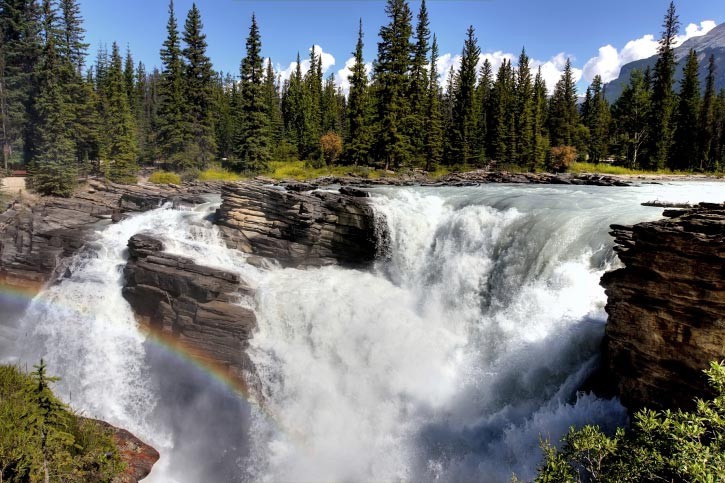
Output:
[198, 167, 245, 182]
[148, 170, 182, 185]
[568, 162, 692, 176]
[266, 160, 384, 181]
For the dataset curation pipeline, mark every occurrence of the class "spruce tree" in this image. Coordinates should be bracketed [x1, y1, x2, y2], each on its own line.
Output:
[647, 1, 679, 170]
[182, 3, 216, 168]
[263, 60, 283, 145]
[671, 48, 701, 170]
[102, 42, 138, 183]
[515, 48, 534, 166]
[123, 47, 134, 107]
[283, 52, 305, 157]
[157, 0, 187, 167]
[474, 58, 493, 163]
[698, 54, 716, 170]
[373, 0, 413, 169]
[345, 19, 371, 165]
[27, 0, 76, 197]
[234, 14, 270, 171]
[58, 0, 86, 74]
[407, 0, 430, 163]
[531, 67, 548, 170]
[490, 60, 516, 162]
[548, 58, 579, 148]
[583, 75, 610, 163]
[445, 25, 480, 165]
[301, 47, 322, 161]
[423, 34, 443, 171]
[612, 69, 651, 168]
[320, 73, 341, 134]
[0, 0, 43, 168]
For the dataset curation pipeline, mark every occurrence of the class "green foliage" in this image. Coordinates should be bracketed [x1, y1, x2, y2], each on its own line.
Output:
[548, 58, 580, 148]
[148, 170, 181, 184]
[197, 167, 244, 182]
[345, 20, 372, 165]
[0, 362, 123, 482]
[671, 48, 701, 170]
[536, 361, 725, 482]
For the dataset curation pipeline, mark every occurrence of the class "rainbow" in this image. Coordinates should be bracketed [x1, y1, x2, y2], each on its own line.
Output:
[0, 279, 299, 443]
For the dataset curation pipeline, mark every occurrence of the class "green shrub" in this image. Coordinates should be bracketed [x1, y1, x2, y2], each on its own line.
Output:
[198, 167, 244, 182]
[148, 171, 181, 185]
[535, 361, 725, 482]
[0, 362, 124, 482]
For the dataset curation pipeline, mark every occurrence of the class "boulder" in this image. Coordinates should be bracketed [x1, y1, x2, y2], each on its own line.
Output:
[601, 202, 725, 410]
[214, 182, 384, 267]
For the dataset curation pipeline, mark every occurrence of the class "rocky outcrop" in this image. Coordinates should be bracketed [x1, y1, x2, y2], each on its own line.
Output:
[87, 420, 159, 483]
[601, 203, 725, 411]
[215, 182, 383, 267]
[122, 234, 257, 384]
[0, 180, 215, 290]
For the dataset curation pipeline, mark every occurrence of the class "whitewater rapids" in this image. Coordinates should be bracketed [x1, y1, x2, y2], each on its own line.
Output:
[3, 182, 723, 482]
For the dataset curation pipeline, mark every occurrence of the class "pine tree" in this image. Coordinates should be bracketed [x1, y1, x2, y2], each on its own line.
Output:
[214, 72, 236, 161]
[263, 60, 283, 145]
[445, 25, 480, 165]
[423, 34, 443, 171]
[58, 0, 87, 74]
[27, 0, 77, 197]
[531, 67, 548, 169]
[373, 0, 413, 169]
[282, 52, 305, 157]
[301, 46, 322, 161]
[321, 73, 341, 134]
[182, 2, 216, 168]
[515, 48, 534, 166]
[698, 54, 716, 170]
[490, 60, 516, 162]
[612, 69, 651, 168]
[647, 1, 679, 170]
[157, 0, 187, 167]
[671, 48, 701, 170]
[123, 46, 134, 107]
[474, 58, 493, 163]
[583, 75, 610, 163]
[548, 58, 579, 147]
[345, 19, 371, 165]
[102, 42, 138, 183]
[407, 0, 430, 163]
[0, 0, 43, 168]
[234, 14, 270, 171]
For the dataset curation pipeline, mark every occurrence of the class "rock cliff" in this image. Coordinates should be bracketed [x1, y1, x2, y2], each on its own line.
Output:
[0, 180, 213, 290]
[601, 202, 725, 410]
[214, 182, 383, 267]
[89, 419, 159, 483]
[122, 234, 257, 387]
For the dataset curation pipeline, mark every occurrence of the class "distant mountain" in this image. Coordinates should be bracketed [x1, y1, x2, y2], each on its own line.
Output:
[604, 22, 725, 102]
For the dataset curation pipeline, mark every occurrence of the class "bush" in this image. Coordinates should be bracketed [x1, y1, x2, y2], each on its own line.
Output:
[179, 168, 200, 183]
[148, 171, 181, 185]
[198, 168, 244, 182]
[0, 362, 124, 482]
[535, 361, 725, 482]
[547, 146, 577, 173]
[320, 132, 343, 166]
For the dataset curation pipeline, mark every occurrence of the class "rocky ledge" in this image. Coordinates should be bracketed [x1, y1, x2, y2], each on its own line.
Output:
[0, 180, 214, 291]
[215, 182, 384, 267]
[601, 202, 725, 410]
[87, 419, 160, 483]
[122, 234, 257, 388]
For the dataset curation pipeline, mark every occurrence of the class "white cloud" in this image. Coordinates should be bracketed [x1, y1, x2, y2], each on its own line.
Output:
[582, 20, 716, 84]
[531, 53, 582, 94]
[276, 45, 336, 84]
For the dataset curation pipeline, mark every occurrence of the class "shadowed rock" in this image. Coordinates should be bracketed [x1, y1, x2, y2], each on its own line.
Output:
[601, 202, 725, 411]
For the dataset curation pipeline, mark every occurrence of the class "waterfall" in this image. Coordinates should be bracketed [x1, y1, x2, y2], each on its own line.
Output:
[2, 182, 723, 483]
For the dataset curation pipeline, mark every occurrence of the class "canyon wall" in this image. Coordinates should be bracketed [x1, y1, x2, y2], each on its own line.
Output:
[602, 202, 725, 410]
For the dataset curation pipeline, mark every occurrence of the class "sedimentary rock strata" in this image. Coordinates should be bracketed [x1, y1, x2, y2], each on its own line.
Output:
[602, 202, 725, 410]
[215, 182, 383, 267]
[122, 234, 257, 383]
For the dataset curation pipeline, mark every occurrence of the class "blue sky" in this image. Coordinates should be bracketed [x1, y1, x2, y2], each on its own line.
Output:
[81, 0, 724, 93]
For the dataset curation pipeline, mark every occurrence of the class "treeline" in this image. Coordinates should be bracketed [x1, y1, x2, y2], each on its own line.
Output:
[1, 1, 724, 197]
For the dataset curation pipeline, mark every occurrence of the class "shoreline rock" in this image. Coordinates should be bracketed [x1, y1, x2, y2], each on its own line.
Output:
[601, 202, 725, 411]
[214, 182, 384, 267]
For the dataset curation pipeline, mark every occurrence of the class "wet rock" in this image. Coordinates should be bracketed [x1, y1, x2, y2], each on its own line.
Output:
[122, 234, 258, 385]
[601, 202, 725, 411]
[87, 419, 160, 483]
[214, 181, 384, 267]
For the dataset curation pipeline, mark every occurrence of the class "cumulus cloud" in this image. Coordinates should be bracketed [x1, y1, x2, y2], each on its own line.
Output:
[531, 53, 582, 94]
[582, 20, 716, 83]
[276, 45, 336, 84]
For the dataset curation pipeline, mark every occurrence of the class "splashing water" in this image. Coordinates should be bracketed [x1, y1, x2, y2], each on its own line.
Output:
[2, 182, 723, 482]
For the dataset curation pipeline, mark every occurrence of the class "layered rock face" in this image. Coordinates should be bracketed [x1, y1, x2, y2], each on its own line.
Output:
[122, 234, 257, 383]
[602, 203, 725, 410]
[88, 419, 160, 483]
[215, 182, 383, 267]
[0, 180, 213, 290]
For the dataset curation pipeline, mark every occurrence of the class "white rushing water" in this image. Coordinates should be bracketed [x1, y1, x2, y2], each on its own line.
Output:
[3, 182, 724, 482]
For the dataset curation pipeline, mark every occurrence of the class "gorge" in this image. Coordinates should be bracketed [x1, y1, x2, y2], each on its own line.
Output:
[0, 179, 723, 482]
